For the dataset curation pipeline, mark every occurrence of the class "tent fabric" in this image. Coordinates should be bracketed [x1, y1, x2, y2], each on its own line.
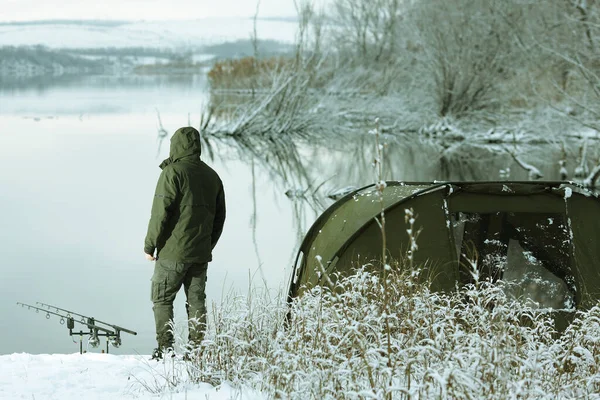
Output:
[566, 193, 600, 307]
[289, 181, 600, 314]
[329, 187, 458, 292]
[293, 184, 432, 292]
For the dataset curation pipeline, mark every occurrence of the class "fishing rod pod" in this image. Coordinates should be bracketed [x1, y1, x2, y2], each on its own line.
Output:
[17, 301, 137, 354]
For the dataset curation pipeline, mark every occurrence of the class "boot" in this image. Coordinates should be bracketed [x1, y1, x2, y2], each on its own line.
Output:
[150, 346, 175, 361]
[150, 347, 163, 361]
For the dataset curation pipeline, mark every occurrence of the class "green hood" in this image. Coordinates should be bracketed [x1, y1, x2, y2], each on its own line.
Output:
[159, 127, 202, 169]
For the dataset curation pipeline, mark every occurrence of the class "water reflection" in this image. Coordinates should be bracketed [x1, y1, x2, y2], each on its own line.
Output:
[232, 134, 579, 197]
[202, 123, 597, 256]
[0, 113, 311, 355]
[0, 73, 210, 119]
[0, 73, 208, 93]
[1, 74, 596, 355]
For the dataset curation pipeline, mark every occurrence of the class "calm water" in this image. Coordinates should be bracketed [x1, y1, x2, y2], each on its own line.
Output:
[0, 74, 571, 355]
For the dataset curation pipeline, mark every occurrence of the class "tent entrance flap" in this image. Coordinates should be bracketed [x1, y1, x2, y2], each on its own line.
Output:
[451, 211, 576, 310]
[566, 194, 600, 307]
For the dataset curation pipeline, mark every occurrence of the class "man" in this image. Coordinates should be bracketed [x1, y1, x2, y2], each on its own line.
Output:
[144, 126, 226, 360]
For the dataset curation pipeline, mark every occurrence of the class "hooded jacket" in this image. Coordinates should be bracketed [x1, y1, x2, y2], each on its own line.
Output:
[144, 127, 226, 263]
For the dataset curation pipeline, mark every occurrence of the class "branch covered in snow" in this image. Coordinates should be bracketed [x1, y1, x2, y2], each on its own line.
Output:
[503, 146, 544, 180]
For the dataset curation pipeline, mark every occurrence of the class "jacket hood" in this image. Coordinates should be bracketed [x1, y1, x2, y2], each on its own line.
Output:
[160, 127, 202, 169]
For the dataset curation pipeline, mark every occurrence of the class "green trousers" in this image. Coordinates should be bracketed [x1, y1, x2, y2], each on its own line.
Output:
[151, 258, 208, 350]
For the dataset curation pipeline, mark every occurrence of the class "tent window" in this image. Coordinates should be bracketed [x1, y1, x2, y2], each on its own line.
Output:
[451, 212, 575, 310]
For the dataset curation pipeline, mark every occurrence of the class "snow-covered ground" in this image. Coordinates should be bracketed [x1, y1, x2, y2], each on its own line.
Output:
[0, 353, 262, 400]
[0, 18, 298, 49]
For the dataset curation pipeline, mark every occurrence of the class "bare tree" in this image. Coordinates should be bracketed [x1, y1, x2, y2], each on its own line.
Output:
[520, 0, 600, 130]
[408, 0, 528, 117]
[201, 0, 339, 140]
[572, 0, 597, 51]
[329, 0, 404, 65]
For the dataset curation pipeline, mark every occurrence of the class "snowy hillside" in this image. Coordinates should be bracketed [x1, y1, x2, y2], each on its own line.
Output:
[0, 18, 298, 49]
[0, 353, 262, 400]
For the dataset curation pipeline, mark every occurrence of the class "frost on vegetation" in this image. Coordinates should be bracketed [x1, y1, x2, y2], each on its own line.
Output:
[442, 198, 451, 229]
[376, 180, 387, 191]
[564, 187, 573, 199]
[418, 117, 465, 140]
[134, 265, 600, 399]
[499, 167, 511, 180]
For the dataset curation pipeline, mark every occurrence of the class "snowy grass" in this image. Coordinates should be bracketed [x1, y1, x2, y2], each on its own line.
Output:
[131, 263, 600, 399]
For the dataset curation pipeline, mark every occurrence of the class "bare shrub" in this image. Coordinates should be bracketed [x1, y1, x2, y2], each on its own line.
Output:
[408, 0, 524, 117]
[198, 0, 348, 140]
[325, 0, 423, 97]
[536, 0, 600, 129]
[329, 0, 404, 65]
[207, 56, 293, 90]
[503, 1, 599, 111]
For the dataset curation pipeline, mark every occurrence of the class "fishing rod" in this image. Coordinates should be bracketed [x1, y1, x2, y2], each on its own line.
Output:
[17, 302, 137, 354]
[36, 302, 137, 336]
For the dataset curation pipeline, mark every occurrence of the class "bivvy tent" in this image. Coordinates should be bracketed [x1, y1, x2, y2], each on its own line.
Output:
[288, 181, 600, 318]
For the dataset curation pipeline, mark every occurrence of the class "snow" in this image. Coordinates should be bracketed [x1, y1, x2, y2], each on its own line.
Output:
[0, 19, 298, 49]
[376, 180, 387, 190]
[0, 353, 262, 400]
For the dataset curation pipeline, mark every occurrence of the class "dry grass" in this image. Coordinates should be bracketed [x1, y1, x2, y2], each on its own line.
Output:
[131, 262, 600, 399]
[208, 56, 293, 90]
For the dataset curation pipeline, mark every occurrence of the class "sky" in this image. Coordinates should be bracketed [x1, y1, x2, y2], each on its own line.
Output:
[0, 0, 324, 22]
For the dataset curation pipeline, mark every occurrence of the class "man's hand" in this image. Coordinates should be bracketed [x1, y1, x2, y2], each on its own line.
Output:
[145, 253, 156, 261]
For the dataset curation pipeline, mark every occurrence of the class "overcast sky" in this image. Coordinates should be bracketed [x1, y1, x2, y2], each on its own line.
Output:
[0, 0, 323, 21]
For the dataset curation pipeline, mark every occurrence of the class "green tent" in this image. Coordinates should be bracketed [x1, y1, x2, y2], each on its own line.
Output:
[288, 181, 600, 316]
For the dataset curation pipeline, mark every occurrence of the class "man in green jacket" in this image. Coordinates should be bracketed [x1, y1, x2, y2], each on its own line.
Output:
[144, 126, 226, 360]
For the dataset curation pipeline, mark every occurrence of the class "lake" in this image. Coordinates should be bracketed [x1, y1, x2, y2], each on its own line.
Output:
[0, 74, 575, 355]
